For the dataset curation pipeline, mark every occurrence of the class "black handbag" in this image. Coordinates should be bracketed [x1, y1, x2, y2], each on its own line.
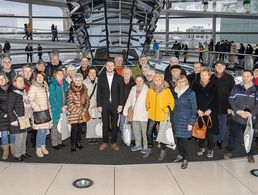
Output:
[33, 86, 51, 125]
[33, 110, 51, 124]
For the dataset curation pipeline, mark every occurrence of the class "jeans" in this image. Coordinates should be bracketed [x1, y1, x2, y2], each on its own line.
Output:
[1, 131, 16, 145]
[226, 119, 256, 156]
[119, 114, 135, 141]
[215, 114, 227, 142]
[36, 129, 48, 148]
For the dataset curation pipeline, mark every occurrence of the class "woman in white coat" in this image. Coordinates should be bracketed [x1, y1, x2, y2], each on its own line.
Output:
[83, 66, 99, 142]
[123, 75, 148, 154]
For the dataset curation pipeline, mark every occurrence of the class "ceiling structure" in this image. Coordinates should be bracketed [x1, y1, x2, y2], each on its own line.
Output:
[66, 0, 165, 64]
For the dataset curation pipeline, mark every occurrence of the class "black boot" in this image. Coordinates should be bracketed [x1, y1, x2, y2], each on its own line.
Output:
[76, 141, 83, 150]
[71, 144, 76, 152]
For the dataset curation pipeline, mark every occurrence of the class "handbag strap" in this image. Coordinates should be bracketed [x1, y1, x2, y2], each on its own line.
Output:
[89, 84, 97, 100]
[207, 115, 213, 128]
[196, 116, 206, 129]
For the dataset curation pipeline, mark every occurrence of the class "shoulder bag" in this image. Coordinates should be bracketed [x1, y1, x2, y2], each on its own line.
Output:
[33, 86, 52, 124]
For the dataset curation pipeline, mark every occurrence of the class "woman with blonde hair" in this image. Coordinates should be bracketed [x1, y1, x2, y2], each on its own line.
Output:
[28, 72, 52, 157]
[144, 73, 174, 160]
[172, 75, 197, 169]
[193, 68, 219, 158]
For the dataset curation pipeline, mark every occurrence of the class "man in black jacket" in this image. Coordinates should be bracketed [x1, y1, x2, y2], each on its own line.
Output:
[45, 53, 62, 82]
[187, 62, 202, 89]
[214, 60, 235, 149]
[97, 59, 124, 151]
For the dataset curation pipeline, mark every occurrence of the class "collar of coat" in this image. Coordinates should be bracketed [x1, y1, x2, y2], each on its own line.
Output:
[150, 81, 169, 93]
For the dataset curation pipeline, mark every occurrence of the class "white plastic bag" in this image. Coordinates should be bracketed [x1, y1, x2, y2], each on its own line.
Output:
[57, 113, 71, 140]
[95, 119, 103, 138]
[156, 114, 176, 150]
[123, 123, 131, 146]
[244, 116, 254, 153]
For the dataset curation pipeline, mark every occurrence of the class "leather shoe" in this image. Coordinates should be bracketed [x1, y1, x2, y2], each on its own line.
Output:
[14, 157, 25, 162]
[59, 143, 66, 148]
[111, 143, 119, 151]
[52, 145, 61, 150]
[76, 142, 83, 150]
[24, 153, 32, 158]
[71, 144, 76, 152]
[99, 143, 108, 151]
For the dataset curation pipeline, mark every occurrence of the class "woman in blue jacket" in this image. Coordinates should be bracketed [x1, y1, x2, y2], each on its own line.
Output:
[172, 75, 197, 169]
[49, 68, 69, 150]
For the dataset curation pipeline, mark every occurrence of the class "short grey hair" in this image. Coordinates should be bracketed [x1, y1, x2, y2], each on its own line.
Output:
[141, 64, 150, 71]
[67, 65, 76, 72]
[1, 57, 11, 65]
[73, 73, 83, 81]
[146, 70, 155, 76]
[170, 57, 179, 65]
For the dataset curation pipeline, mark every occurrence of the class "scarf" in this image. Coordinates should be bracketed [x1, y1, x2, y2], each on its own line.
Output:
[254, 78, 258, 86]
[13, 89, 32, 118]
[70, 82, 87, 107]
[174, 86, 189, 98]
[57, 79, 65, 105]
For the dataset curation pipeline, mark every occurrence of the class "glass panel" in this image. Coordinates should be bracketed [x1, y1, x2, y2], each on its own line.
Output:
[171, 0, 258, 14]
[32, 4, 63, 17]
[0, 0, 28, 16]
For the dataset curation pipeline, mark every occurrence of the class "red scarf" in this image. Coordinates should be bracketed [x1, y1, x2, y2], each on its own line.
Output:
[254, 78, 258, 86]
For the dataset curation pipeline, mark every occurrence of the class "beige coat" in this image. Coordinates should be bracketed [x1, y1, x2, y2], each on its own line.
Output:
[28, 81, 53, 130]
[83, 77, 99, 119]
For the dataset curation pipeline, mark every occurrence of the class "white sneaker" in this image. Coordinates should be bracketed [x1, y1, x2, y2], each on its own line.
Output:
[196, 148, 205, 156]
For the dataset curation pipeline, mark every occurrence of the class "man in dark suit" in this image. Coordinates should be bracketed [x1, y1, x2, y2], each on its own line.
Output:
[97, 59, 124, 151]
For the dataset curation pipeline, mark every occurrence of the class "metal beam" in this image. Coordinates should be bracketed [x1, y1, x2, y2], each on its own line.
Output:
[103, 0, 110, 58]
[126, 0, 135, 61]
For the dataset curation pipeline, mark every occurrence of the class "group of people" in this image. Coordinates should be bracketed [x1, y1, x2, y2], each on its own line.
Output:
[0, 53, 257, 169]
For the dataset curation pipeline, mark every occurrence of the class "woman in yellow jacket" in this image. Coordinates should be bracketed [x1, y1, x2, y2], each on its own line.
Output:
[143, 73, 174, 159]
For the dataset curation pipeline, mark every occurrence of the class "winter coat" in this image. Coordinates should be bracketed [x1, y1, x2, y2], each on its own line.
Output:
[172, 88, 197, 138]
[122, 78, 135, 108]
[0, 85, 10, 131]
[214, 72, 235, 114]
[193, 78, 219, 135]
[83, 77, 98, 119]
[146, 81, 175, 122]
[67, 82, 90, 124]
[78, 66, 89, 80]
[123, 84, 148, 122]
[28, 81, 52, 130]
[46, 61, 62, 81]
[49, 77, 69, 124]
[7, 86, 31, 134]
[229, 84, 258, 125]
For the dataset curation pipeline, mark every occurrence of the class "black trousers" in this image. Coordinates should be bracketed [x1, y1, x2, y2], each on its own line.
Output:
[27, 54, 32, 63]
[177, 137, 189, 161]
[71, 123, 83, 145]
[198, 131, 215, 150]
[146, 119, 166, 149]
[101, 103, 119, 144]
